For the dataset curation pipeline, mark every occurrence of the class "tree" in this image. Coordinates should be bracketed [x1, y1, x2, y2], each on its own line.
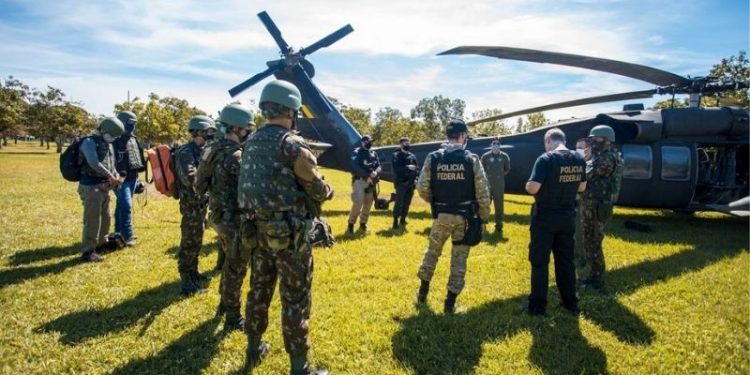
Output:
[651, 98, 689, 109]
[707, 51, 749, 108]
[327, 96, 373, 136]
[470, 108, 511, 137]
[114, 93, 206, 144]
[410, 95, 465, 141]
[526, 112, 548, 130]
[0, 76, 30, 149]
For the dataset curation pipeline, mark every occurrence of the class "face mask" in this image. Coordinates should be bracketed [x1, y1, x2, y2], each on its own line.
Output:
[576, 148, 586, 158]
[239, 129, 250, 143]
[206, 130, 216, 141]
[125, 122, 135, 134]
[102, 133, 116, 143]
[401, 144, 411, 151]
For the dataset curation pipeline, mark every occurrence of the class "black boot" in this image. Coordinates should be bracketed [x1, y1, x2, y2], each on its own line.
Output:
[444, 291, 458, 315]
[223, 308, 245, 331]
[346, 223, 354, 235]
[416, 280, 430, 304]
[245, 336, 271, 368]
[191, 269, 212, 287]
[81, 250, 104, 262]
[359, 223, 368, 233]
[290, 353, 328, 375]
[392, 217, 400, 230]
[180, 271, 206, 296]
[400, 216, 408, 227]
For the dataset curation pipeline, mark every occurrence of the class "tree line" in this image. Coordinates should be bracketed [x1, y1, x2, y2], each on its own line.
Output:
[1, 51, 745, 152]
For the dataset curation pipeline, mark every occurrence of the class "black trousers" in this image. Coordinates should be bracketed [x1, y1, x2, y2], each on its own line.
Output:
[528, 209, 578, 312]
[392, 184, 415, 220]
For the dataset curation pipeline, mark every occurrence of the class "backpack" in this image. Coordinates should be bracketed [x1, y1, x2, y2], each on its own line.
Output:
[60, 137, 86, 182]
[146, 144, 178, 198]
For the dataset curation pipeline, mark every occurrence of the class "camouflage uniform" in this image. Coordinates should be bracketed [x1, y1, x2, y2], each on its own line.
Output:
[480, 149, 511, 231]
[416, 143, 491, 296]
[175, 141, 208, 276]
[581, 144, 623, 282]
[238, 124, 332, 356]
[200, 138, 245, 314]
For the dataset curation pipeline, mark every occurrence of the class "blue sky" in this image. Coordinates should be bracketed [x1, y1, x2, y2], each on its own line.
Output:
[1, 0, 747, 123]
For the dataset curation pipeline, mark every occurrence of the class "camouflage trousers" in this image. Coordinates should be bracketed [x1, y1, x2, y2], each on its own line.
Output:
[177, 196, 207, 273]
[417, 213, 471, 295]
[348, 178, 374, 225]
[211, 214, 247, 312]
[580, 199, 612, 280]
[245, 232, 313, 356]
[489, 184, 505, 229]
[78, 183, 112, 253]
[574, 203, 587, 276]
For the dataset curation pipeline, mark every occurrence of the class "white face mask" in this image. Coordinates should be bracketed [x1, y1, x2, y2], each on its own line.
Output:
[102, 133, 116, 143]
[576, 148, 586, 158]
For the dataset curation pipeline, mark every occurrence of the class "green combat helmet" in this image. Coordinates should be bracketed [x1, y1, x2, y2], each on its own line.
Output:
[116, 111, 137, 124]
[445, 119, 468, 136]
[99, 117, 125, 137]
[188, 115, 215, 131]
[589, 125, 615, 142]
[219, 103, 255, 129]
[259, 80, 302, 110]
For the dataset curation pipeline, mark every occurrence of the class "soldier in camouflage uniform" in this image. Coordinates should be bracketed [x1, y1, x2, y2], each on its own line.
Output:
[239, 80, 333, 375]
[197, 103, 255, 331]
[415, 120, 491, 314]
[480, 136, 511, 236]
[175, 115, 215, 295]
[579, 125, 623, 292]
[574, 137, 592, 275]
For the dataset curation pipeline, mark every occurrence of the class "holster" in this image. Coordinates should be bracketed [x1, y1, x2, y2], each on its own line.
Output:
[452, 202, 483, 246]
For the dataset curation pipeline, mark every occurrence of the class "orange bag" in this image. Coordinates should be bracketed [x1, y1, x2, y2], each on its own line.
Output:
[147, 145, 177, 198]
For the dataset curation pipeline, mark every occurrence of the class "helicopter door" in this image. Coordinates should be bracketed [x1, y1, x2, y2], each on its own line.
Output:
[617, 143, 696, 208]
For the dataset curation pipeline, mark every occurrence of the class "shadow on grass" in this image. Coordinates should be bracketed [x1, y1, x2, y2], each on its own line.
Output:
[0, 257, 82, 290]
[110, 316, 224, 375]
[324, 209, 434, 221]
[38, 278, 186, 345]
[9, 243, 81, 266]
[392, 241, 745, 375]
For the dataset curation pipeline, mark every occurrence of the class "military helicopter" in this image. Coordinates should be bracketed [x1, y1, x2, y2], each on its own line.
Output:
[229, 11, 749, 216]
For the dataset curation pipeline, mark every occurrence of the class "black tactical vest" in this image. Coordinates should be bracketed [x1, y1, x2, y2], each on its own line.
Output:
[80, 135, 115, 182]
[115, 135, 144, 173]
[534, 150, 585, 212]
[430, 149, 475, 211]
[238, 125, 305, 212]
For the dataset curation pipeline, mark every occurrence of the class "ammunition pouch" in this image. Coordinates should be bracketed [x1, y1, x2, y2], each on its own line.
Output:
[257, 213, 292, 251]
[238, 215, 258, 263]
[309, 217, 335, 248]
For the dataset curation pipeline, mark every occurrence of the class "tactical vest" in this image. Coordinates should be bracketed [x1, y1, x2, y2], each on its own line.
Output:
[430, 149, 475, 212]
[208, 139, 241, 213]
[534, 150, 585, 212]
[583, 148, 622, 202]
[119, 135, 144, 172]
[239, 125, 305, 212]
[80, 135, 115, 183]
[174, 141, 202, 199]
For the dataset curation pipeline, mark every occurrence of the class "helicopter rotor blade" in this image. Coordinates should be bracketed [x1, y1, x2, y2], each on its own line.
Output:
[300, 24, 354, 57]
[467, 89, 657, 126]
[228, 64, 281, 97]
[440, 46, 692, 87]
[257, 11, 291, 54]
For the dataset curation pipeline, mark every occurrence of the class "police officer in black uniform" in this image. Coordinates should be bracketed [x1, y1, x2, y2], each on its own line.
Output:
[391, 137, 418, 230]
[347, 135, 381, 235]
[524, 128, 587, 316]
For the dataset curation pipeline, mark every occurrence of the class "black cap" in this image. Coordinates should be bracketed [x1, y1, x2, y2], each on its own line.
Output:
[446, 119, 468, 136]
[399, 137, 410, 143]
[361, 135, 372, 142]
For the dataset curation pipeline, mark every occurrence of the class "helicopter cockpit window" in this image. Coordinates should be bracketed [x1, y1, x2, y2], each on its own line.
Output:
[621, 144, 652, 179]
[661, 146, 691, 181]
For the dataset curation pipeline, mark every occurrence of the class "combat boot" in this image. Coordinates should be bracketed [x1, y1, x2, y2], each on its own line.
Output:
[400, 217, 408, 227]
[358, 223, 368, 233]
[416, 280, 430, 304]
[346, 223, 355, 236]
[290, 354, 328, 375]
[215, 250, 226, 271]
[180, 271, 206, 296]
[444, 291, 458, 315]
[191, 269, 213, 287]
[245, 336, 271, 368]
[223, 308, 245, 332]
[392, 218, 400, 230]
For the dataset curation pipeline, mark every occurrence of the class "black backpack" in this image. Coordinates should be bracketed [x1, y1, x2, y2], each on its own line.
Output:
[60, 137, 86, 182]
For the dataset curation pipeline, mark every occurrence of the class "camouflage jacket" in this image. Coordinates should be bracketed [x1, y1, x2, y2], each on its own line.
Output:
[205, 138, 242, 215]
[417, 142, 492, 221]
[174, 140, 205, 201]
[583, 145, 623, 203]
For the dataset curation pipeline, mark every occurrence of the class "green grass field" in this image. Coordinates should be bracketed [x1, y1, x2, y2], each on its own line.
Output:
[0, 141, 747, 375]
